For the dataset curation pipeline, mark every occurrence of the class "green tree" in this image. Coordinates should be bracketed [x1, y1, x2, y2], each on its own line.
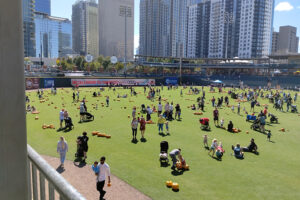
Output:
[102, 60, 111, 70]
[97, 55, 104, 64]
[115, 62, 124, 71]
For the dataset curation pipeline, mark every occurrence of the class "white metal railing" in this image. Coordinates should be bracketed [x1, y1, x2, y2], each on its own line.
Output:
[27, 145, 86, 200]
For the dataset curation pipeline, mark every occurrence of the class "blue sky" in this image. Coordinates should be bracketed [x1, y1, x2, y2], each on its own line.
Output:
[51, 0, 300, 52]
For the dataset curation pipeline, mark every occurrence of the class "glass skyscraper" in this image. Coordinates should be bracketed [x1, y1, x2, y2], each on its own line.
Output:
[35, 12, 72, 58]
[23, 0, 36, 57]
[35, 0, 51, 15]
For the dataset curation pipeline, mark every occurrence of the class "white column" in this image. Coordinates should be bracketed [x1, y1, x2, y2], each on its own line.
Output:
[0, 0, 29, 199]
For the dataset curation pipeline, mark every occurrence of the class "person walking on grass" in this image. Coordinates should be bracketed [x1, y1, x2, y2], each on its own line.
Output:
[175, 104, 181, 120]
[139, 116, 146, 140]
[59, 109, 65, 129]
[57, 137, 68, 169]
[267, 130, 272, 142]
[72, 92, 75, 102]
[213, 107, 219, 126]
[157, 114, 166, 133]
[208, 139, 218, 157]
[96, 156, 111, 200]
[131, 117, 138, 142]
[158, 102, 163, 117]
[203, 134, 208, 148]
[82, 132, 89, 162]
[106, 96, 109, 107]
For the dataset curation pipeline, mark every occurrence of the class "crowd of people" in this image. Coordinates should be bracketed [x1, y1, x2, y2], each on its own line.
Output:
[27, 84, 299, 199]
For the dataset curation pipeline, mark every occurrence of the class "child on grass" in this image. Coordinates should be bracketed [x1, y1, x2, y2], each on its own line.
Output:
[165, 121, 169, 134]
[267, 130, 272, 141]
[203, 134, 208, 148]
[220, 118, 224, 128]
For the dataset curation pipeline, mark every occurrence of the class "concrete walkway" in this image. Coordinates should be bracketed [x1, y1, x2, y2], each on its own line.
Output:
[43, 155, 152, 200]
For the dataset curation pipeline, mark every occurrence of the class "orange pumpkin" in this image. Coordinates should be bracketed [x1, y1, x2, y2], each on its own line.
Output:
[172, 182, 179, 190]
[184, 164, 189, 170]
[166, 181, 173, 187]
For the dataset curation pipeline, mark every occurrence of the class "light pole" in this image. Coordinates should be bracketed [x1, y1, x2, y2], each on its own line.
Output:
[119, 5, 132, 77]
[224, 12, 234, 59]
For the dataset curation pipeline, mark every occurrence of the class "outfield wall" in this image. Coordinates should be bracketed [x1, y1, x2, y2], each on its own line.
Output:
[25, 75, 300, 90]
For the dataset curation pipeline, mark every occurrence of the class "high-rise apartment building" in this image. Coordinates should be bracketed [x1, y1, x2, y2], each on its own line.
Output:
[271, 31, 279, 54]
[35, 12, 72, 58]
[275, 26, 299, 54]
[140, 0, 274, 59]
[23, 0, 36, 57]
[72, 0, 99, 58]
[35, 0, 51, 15]
[139, 0, 172, 57]
[187, 0, 210, 58]
[98, 0, 134, 60]
[208, 0, 274, 58]
[171, 0, 189, 57]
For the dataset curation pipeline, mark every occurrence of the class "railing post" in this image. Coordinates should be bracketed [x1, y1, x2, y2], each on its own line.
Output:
[49, 182, 55, 200]
[32, 165, 38, 200]
[39, 172, 46, 200]
[27, 159, 32, 200]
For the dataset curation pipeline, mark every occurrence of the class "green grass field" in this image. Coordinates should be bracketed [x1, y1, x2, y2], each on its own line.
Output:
[26, 87, 300, 200]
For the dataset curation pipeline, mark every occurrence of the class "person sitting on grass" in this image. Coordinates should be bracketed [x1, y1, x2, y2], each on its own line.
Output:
[232, 144, 244, 159]
[242, 138, 258, 154]
[216, 149, 223, 160]
[227, 121, 234, 132]
[191, 104, 196, 110]
[26, 104, 31, 112]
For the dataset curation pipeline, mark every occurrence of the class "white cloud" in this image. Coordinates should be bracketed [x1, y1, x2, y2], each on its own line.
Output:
[275, 2, 294, 11]
[134, 34, 139, 55]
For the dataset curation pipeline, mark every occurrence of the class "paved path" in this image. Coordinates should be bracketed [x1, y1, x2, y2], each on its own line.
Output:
[43, 155, 152, 200]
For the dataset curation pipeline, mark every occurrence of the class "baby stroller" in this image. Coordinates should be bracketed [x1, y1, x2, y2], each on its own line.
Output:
[200, 118, 210, 131]
[141, 104, 147, 114]
[159, 141, 169, 166]
[273, 102, 281, 110]
[250, 119, 261, 131]
[75, 136, 84, 159]
[83, 112, 94, 121]
[64, 117, 74, 130]
[268, 113, 278, 124]
[291, 105, 298, 113]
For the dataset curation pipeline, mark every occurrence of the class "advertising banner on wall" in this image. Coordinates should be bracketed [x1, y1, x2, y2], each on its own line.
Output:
[71, 79, 155, 86]
[165, 77, 178, 85]
[25, 78, 40, 90]
[44, 78, 55, 88]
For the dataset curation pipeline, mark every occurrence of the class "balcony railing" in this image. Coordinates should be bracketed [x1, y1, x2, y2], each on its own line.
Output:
[27, 145, 86, 200]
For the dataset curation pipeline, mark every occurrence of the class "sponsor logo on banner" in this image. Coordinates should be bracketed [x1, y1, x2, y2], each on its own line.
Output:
[165, 77, 178, 85]
[26, 78, 40, 90]
[44, 78, 55, 88]
[71, 79, 155, 86]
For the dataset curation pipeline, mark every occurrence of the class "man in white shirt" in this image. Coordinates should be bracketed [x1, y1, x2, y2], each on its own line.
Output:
[158, 102, 163, 117]
[96, 156, 111, 200]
